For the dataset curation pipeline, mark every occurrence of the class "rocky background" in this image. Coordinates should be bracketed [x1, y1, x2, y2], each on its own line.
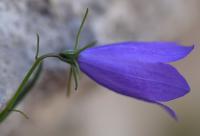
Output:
[0, 0, 199, 136]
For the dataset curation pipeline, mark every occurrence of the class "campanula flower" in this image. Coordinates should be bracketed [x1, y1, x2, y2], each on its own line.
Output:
[0, 8, 193, 123]
[77, 41, 194, 120]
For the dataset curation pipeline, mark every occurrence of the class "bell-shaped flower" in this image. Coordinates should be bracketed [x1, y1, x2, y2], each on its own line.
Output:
[77, 41, 194, 120]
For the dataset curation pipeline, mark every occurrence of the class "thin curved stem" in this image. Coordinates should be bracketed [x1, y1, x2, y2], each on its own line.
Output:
[0, 53, 61, 122]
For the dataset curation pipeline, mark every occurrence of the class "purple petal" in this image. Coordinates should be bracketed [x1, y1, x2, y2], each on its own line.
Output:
[135, 98, 177, 120]
[80, 42, 194, 63]
[78, 56, 190, 102]
[155, 102, 178, 120]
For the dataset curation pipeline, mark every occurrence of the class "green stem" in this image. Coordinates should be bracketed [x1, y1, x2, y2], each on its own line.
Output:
[0, 53, 61, 122]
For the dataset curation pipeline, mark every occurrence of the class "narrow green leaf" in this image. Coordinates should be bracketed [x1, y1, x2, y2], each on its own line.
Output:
[72, 66, 79, 90]
[74, 60, 81, 76]
[74, 8, 89, 50]
[67, 67, 73, 97]
[10, 109, 29, 119]
[76, 40, 97, 55]
[35, 33, 40, 60]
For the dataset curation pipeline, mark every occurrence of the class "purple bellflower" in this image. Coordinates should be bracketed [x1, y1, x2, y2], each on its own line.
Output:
[77, 41, 194, 120]
[60, 9, 194, 120]
[0, 9, 193, 123]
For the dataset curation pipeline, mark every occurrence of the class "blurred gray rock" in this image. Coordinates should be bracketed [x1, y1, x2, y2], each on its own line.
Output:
[0, 0, 94, 110]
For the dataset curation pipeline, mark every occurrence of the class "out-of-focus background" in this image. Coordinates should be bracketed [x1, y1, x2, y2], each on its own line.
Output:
[0, 0, 199, 136]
